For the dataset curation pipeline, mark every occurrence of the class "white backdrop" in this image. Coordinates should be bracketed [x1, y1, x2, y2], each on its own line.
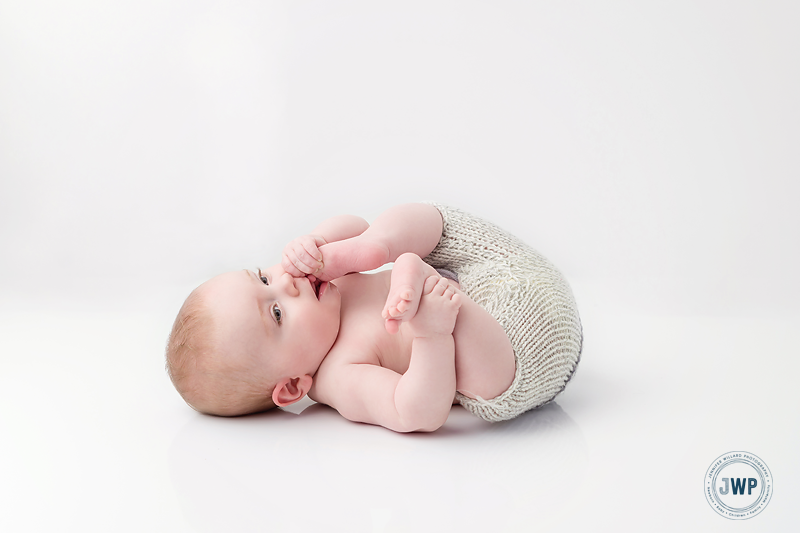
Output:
[1, 2, 798, 532]
[3, 1, 798, 315]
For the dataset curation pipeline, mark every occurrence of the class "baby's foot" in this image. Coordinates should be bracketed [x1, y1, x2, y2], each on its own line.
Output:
[316, 236, 389, 281]
[382, 253, 430, 334]
[408, 275, 462, 338]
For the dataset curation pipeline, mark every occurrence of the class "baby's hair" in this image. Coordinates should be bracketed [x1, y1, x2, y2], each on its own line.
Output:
[165, 287, 276, 416]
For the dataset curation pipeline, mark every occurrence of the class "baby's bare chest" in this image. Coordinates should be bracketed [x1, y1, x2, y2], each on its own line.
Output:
[327, 272, 515, 400]
[331, 272, 413, 373]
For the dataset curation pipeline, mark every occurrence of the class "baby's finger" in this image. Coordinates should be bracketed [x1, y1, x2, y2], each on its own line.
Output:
[281, 253, 305, 277]
[287, 244, 319, 274]
[283, 250, 315, 276]
[292, 242, 323, 274]
[299, 236, 323, 263]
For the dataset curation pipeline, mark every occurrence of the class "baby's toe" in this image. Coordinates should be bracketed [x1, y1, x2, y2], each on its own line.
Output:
[385, 318, 400, 335]
[423, 275, 441, 294]
[432, 277, 450, 296]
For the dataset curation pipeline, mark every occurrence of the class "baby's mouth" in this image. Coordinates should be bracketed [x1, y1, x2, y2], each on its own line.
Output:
[312, 278, 322, 300]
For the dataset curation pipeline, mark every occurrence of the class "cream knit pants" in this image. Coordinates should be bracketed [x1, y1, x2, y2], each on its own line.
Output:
[423, 203, 583, 422]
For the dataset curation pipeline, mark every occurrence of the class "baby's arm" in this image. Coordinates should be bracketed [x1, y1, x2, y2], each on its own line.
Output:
[315, 275, 461, 432]
[314, 203, 443, 281]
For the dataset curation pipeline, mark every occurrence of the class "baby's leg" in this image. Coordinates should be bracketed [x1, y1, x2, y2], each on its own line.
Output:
[382, 253, 440, 334]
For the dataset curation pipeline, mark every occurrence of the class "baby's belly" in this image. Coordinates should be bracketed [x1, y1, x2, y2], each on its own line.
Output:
[451, 291, 516, 401]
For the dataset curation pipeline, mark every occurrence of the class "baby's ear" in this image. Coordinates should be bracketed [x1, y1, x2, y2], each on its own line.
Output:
[272, 375, 313, 407]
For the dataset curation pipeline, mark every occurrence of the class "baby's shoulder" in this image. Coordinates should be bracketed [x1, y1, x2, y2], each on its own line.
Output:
[308, 337, 380, 404]
[318, 332, 381, 371]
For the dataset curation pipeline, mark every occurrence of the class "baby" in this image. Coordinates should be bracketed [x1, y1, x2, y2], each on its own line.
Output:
[166, 203, 582, 432]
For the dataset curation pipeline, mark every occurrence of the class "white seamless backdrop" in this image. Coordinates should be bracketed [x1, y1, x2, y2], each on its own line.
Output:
[2, 1, 798, 316]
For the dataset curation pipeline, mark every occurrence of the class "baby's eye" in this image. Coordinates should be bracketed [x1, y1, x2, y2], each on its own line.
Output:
[257, 268, 269, 285]
[271, 304, 282, 323]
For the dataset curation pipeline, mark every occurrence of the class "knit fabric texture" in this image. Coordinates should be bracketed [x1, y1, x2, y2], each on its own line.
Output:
[423, 203, 583, 422]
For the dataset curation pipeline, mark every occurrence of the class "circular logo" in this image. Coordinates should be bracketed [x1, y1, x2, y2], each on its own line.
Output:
[704, 452, 772, 519]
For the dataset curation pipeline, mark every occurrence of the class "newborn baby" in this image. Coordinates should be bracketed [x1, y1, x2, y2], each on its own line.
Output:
[166, 203, 582, 432]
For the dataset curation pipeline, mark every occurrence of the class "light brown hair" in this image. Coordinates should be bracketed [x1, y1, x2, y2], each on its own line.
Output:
[165, 287, 276, 416]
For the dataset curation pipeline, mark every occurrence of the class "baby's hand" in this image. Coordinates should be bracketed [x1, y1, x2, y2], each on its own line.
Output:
[408, 276, 462, 338]
[281, 234, 327, 278]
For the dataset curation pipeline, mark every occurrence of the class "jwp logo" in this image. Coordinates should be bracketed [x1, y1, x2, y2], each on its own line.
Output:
[718, 477, 758, 496]
[704, 452, 772, 520]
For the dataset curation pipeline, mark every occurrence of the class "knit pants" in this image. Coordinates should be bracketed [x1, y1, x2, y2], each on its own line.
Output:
[422, 203, 583, 422]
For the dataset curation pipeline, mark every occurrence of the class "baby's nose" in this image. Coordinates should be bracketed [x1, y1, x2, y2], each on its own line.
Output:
[278, 272, 299, 295]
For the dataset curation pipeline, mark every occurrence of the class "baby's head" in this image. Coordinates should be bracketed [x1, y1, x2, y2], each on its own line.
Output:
[166, 264, 341, 416]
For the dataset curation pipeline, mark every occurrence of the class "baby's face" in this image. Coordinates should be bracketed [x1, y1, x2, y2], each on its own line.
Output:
[201, 264, 342, 379]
